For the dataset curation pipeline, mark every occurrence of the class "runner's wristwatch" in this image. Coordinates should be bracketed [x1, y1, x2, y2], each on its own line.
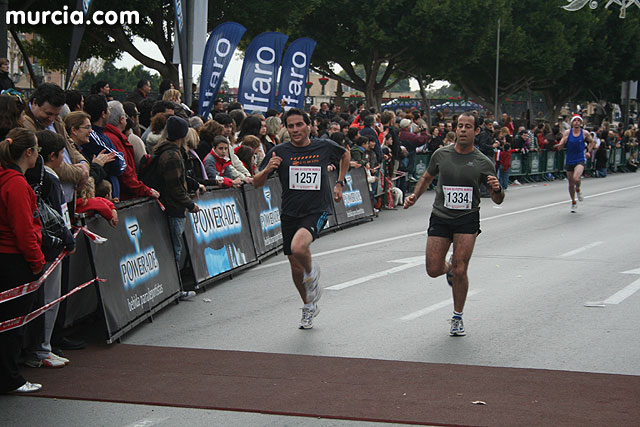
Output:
[336, 180, 345, 186]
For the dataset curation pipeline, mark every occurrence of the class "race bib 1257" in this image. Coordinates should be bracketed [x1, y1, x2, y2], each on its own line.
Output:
[289, 166, 321, 190]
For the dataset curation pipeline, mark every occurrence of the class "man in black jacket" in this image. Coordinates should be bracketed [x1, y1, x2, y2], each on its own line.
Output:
[0, 58, 15, 91]
[474, 118, 497, 159]
[156, 116, 205, 299]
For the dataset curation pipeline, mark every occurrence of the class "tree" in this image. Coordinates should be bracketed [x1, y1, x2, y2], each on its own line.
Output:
[74, 62, 162, 96]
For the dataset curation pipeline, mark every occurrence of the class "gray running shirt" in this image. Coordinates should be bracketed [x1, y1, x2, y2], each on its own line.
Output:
[427, 144, 496, 219]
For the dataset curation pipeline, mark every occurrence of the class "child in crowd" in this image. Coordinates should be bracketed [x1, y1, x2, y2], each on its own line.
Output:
[203, 136, 242, 188]
[75, 177, 118, 227]
[495, 142, 512, 190]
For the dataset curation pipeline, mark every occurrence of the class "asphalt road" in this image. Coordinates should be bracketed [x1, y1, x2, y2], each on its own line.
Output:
[3, 171, 640, 426]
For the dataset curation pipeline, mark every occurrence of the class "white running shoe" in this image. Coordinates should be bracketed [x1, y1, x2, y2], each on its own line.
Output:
[577, 190, 584, 202]
[571, 201, 577, 213]
[303, 265, 322, 304]
[299, 304, 319, 329]
[449, 317, 466, 336]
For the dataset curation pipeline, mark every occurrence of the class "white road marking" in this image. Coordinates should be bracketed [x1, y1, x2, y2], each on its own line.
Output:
[253, 184, 640, 271]
[326, 256, 424, 290]
[560, 241, 603, 257]
[121, 418, 170, 427]
[400, 290, 481, 321]
[253, 231, 427, 271]
[603, 278, 640, 304]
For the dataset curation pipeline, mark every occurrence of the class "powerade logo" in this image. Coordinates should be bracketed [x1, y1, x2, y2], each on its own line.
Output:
[260, 186, 280, 232]
[191, 197, 242, 243]
[342, 174, 363, 208]
[119, 218, 159, 291]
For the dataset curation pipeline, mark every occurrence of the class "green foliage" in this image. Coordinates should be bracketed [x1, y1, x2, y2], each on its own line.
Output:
[74, 62, 162, 94]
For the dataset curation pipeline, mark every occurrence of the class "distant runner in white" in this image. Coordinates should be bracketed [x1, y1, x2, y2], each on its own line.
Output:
[253, 108, 350, 329]
[404, 113, 504, 336]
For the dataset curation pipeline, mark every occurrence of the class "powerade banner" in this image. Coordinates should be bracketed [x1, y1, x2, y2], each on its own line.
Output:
[198, 22, 246, 118]
[237, 32, 288, 113]
[329, 168, 374, 225]
[87, 200, 181, 340]
[65, 0, 92, 88]
[183, 188, 257, 283]
[277, 38, 316, 112]
[244, 177, 283, 257]
[63, 232, 98, 328]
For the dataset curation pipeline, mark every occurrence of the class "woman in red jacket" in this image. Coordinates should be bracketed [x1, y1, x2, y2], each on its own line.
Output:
[0, 128, 45, 393]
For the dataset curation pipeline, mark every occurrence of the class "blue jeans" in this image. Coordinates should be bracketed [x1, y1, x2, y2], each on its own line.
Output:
[498, 165, 510, 189]
[167, 216, 186, 266]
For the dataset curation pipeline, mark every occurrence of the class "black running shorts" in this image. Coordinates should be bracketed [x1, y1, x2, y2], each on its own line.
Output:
[565, 162, 585, 172]
[281, 211, 330, 255]
[427, 211, 481, 240]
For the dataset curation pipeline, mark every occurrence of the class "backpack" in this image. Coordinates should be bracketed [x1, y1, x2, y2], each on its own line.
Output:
[137, 153, 162, 191]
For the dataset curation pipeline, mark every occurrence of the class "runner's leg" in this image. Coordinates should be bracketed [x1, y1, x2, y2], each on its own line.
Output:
[566, 170, 576, 202]
[288, 227, 314, 303]
[574, 164, 585, 194]
[450, 233, 477, 313]
[425, 236, 452, 278]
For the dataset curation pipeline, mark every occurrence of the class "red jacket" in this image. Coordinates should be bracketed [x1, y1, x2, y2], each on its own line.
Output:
[104, 124, 154, 200]
[0, 166, 45, 273]
[495, 149, 514, 170]
[76, 197, 116, 220]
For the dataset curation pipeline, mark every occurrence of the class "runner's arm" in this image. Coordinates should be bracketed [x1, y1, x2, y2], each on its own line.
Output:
[487, 175, 505, 204]
[584, 132, 595, 158]
[403, 171, 435, 209]
[554, 130, 569, 150]
[253, 152, 282, 188]
[333, 149, 351, 203]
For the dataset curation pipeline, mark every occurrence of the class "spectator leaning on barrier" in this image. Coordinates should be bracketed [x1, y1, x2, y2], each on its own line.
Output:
[0, 128, 45, 394]
[23, 83, 90, 210]
[154, 116, 204, 296]
[104, 100, 160, 201]
[203, 136, 243, 188]
[84, 95, 127, 201]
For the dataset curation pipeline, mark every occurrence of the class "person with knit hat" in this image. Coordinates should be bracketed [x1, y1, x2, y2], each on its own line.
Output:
[154, 116, 205, 299]
[554, 114, 595, 212]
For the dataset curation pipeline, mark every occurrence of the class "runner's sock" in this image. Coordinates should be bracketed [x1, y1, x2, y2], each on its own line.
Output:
[452, 311, 463, 319]
[304, 302, 315, 309]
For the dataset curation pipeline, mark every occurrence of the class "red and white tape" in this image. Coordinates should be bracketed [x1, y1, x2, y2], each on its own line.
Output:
[0, 277, 105, 333]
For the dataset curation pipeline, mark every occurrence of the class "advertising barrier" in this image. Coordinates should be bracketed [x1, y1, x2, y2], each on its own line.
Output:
[329, 168, 374, 225]
[87, 199, 181, 342]
[243, 178, 283, 258]
[62, 231, 99, 328]
[183, 188, 257, 285]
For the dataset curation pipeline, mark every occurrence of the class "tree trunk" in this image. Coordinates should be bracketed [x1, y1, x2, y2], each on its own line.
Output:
[417, 79, 432, 128]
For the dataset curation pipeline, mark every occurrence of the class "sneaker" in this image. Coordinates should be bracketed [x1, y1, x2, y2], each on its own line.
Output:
[299, 304, 320, 329]
[12, 381, 42, 393]
[179, 290, 196, 300]
[24, 354, 66, 368]
[303, 266, 322, 304]
[571, 201, 577, 213]
[449, 317, 466, 336]
[577, 190, 584, 202]
[445, 254, 454, 287]
[50, 353, 69, 365]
